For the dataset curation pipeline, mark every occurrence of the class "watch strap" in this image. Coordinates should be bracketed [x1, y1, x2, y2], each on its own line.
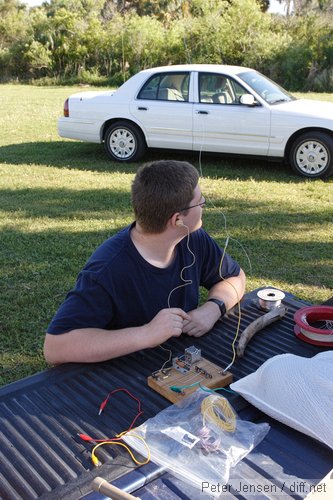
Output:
[208, 298, 226, 317]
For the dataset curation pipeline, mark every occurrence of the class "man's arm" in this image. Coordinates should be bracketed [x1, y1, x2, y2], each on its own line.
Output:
[44, 308, 190, 365]
[182, 268, 246, 337]
[207, 267, 246, 310]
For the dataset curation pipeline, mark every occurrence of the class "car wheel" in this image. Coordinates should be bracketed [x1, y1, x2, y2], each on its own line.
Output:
[104, 122, 146, 162]
[290, 132, 333, 179]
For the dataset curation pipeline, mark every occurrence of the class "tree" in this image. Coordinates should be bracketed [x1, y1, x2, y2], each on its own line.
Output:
[0, 0, 30, 79]
[279, 0, 333, 15]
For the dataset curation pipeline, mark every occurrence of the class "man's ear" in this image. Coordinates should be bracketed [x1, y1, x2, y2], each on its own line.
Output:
[170, 212, 181, 228]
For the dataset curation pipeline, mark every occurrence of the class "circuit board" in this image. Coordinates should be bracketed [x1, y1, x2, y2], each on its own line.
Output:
[147, 355, 233, 403]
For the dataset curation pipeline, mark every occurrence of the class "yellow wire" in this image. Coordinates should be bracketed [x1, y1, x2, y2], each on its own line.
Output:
[224, 284, 241, 371]
[91, 432, 150, 467]
[167, 223, 195, 308]
[218, 247, 242, 372]
[201, 395, 236, 433]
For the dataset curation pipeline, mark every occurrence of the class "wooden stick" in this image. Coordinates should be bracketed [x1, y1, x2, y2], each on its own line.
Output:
[91, 477, 139, 499]
[237, 306, 287, 358]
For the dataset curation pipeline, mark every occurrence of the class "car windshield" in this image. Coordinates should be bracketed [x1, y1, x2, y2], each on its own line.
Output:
[237, 70, 295, 105]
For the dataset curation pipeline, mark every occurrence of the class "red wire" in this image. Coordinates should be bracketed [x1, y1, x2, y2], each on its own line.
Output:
[78, 388, 144, 443]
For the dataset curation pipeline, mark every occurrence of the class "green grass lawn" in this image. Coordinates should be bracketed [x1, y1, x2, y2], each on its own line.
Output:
[0, 85, 332, 385]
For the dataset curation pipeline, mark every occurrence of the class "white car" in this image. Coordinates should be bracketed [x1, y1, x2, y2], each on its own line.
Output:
[58, 64, 333, 179]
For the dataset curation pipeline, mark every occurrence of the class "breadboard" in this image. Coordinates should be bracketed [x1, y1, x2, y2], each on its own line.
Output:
[147, 357, 232, 403]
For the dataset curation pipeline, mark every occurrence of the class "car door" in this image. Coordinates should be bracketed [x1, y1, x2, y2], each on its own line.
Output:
[129, 71, 193, 150]
[193, 72, 271, 156]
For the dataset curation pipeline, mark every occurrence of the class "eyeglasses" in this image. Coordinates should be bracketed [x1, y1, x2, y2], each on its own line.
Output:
[180, 196, 206, 211]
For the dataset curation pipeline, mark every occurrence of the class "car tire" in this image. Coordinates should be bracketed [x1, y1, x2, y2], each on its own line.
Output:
[104, 122, 146, 162]
[289, 132, 333, 179]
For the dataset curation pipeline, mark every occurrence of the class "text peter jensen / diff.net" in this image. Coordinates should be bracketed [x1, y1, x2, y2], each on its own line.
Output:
[201, 480, 328, 495]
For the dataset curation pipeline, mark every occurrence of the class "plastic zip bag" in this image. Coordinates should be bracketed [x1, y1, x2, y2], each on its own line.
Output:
[124, 388, 269, 494]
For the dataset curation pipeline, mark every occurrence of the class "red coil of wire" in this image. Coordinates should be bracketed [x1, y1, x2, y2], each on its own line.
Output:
[294, 306, 333, 346]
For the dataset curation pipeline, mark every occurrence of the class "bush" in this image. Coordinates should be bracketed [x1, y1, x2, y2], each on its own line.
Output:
[274, 14, 333, 91]
[1, 0, 333, 90]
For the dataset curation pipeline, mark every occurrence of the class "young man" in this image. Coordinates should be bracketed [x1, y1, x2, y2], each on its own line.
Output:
[44, 160, 245, 365]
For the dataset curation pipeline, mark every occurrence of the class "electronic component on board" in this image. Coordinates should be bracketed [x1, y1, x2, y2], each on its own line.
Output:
[172, 346, 202, 374]
[185, 346, 201, 365]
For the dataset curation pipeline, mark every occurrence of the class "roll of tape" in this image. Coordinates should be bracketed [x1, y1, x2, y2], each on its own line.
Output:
[294, 306, 333, 346]
[257, 288, 285, 311]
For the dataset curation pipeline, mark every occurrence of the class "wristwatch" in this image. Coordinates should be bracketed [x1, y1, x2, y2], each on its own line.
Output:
[207, 298, 227, 317]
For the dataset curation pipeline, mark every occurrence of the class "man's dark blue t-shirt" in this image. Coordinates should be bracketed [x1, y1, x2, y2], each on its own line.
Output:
[47, 223, 240, 334]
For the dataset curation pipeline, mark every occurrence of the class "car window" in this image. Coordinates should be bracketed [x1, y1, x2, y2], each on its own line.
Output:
[229, 79, 252, 103]
[138, 72, 189, 102]
[199, 73, 242, 104]
[238, 70, 295, 104]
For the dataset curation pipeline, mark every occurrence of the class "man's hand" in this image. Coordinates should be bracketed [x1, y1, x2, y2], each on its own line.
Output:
[182, 302, 221, 337]
[182, 269, 246, 337]
[145, 308, 191, 346]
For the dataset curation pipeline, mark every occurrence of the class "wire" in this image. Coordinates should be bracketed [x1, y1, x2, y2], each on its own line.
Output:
[218, 271, 242, 373]
[151, 223, 197, 378]
[167, 205, 242, 373]
[162, 123, 248, 375]
[167, 222, 196, 308]
[170, 381, 237, 395]
[196, 110, 252, 275]
[151, 345, 173, 378]
[91, 433, 150, 467]
[98, 388, 143, 427]
[150, 224, 196, 379]
[211, 196, 242, 372]
[201, 395, 236, 433]
[194, 110, 252, 371]
[78, 388, 150, 467]
[199, 384, 237, 395]
[169, 381, 201, 393]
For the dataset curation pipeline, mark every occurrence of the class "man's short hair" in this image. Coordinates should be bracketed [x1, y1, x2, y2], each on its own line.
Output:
[132, 160, 199, 232]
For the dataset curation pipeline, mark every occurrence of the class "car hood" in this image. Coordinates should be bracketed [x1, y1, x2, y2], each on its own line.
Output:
[273, 98, 333, 119]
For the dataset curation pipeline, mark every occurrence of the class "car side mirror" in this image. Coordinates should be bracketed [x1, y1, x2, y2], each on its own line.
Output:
[240, 94, 256, 106]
